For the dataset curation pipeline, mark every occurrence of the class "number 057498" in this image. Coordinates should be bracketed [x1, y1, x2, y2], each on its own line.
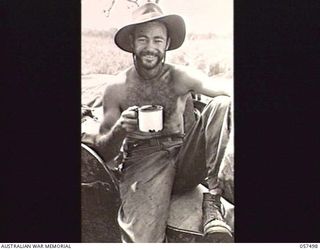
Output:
[300, 244, 318, 248]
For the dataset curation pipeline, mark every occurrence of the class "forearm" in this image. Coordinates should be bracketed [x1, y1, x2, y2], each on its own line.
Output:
[205, 78, 233, 97]
[82, 123, 126, 162]
[95, 124, 126, 162]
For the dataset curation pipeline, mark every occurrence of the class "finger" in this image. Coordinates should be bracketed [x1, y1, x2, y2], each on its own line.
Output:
[122, 123, 138, 132]
[128, 106, 139, 111]
[119, 117, 138, 126]
[122, 110, 138, 119]
[122, 118, 138, 125]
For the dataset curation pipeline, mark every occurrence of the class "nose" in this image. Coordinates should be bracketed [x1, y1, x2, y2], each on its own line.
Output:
[145, 40, 157, 51]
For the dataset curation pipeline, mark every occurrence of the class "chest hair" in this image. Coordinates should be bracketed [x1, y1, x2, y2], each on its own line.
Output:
[125, 68, 180, 123]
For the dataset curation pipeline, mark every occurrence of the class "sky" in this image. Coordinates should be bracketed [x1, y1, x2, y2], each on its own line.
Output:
[82, 0, 233, 35]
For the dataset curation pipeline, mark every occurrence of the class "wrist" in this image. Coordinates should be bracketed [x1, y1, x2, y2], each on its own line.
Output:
[111, 123, 126, 137]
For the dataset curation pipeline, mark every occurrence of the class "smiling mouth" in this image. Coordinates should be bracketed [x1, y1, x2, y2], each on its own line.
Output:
[143, 55, 157, 61]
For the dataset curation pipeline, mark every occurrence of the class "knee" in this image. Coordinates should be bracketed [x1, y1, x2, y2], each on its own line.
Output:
[209, 95, 231, 109]
[201, 95, 231, 126]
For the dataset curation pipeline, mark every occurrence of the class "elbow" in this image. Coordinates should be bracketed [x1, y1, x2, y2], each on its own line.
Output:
[82, 133, 105, 155]
[81, 132, 97, 148]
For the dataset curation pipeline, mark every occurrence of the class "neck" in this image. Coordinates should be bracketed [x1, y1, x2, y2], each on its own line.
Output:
[134, 61, 163, 80]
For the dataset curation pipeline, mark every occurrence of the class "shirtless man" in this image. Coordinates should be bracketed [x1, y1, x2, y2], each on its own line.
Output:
[86, 3, 233, 243]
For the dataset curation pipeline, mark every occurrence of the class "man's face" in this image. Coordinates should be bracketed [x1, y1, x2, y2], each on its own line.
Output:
[131, 21, 168, 70]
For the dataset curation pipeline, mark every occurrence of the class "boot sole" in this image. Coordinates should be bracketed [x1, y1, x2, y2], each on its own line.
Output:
[203, 226, 234, 243]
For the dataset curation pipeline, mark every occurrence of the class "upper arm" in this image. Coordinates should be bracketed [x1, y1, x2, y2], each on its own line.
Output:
[99, 84, 122, 134]
[174, 65, 232, 97]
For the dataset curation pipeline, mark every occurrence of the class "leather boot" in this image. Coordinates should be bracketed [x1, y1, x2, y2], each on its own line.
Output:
[202, 192, 234, 242]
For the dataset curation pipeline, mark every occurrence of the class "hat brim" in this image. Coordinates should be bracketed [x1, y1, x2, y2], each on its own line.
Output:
[114, 14, 186, 53]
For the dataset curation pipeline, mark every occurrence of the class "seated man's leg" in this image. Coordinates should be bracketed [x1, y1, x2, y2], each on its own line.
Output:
[197, 96, 234, 242]
[173, 96, 233, 242]
[218, 125, 234, 204]
[173, 96, 231, 193]
[203, 96, 231, 192]
[118, 148, 176, 243]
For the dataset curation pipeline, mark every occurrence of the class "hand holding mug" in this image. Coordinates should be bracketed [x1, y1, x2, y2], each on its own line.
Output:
[117, 106, 139, 133]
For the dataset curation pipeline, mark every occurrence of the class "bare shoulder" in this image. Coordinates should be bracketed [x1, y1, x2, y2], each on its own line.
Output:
[102, 70, 127, 105]
[170, 63, 206, 80]
[168, 63, 208, 92]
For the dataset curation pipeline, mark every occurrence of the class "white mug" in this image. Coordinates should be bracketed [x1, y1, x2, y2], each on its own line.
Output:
[137, 105, 163, 133]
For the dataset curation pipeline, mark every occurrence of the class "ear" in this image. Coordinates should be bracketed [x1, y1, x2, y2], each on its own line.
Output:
[165, 37, 171, 50]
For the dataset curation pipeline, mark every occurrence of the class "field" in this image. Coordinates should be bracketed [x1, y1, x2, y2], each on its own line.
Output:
[82, 30, 233, 78]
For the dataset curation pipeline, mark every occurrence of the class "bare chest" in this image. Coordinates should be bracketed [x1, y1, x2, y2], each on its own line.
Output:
[122, 77, 181, 122]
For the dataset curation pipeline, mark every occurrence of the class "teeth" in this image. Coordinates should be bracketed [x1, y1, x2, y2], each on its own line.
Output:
[144, 55, 156, 59]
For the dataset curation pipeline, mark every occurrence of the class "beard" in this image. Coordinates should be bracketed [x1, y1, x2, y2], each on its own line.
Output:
[134, 50, 164, 70]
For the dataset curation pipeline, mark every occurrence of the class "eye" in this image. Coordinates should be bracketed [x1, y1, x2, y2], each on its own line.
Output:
[137, 37, 147, 43]
[155, 39, 164, 44]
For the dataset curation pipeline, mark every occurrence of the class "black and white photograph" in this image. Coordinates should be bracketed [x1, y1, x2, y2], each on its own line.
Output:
[81, 0, 234, 243]
[3, 0, 319, 246]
